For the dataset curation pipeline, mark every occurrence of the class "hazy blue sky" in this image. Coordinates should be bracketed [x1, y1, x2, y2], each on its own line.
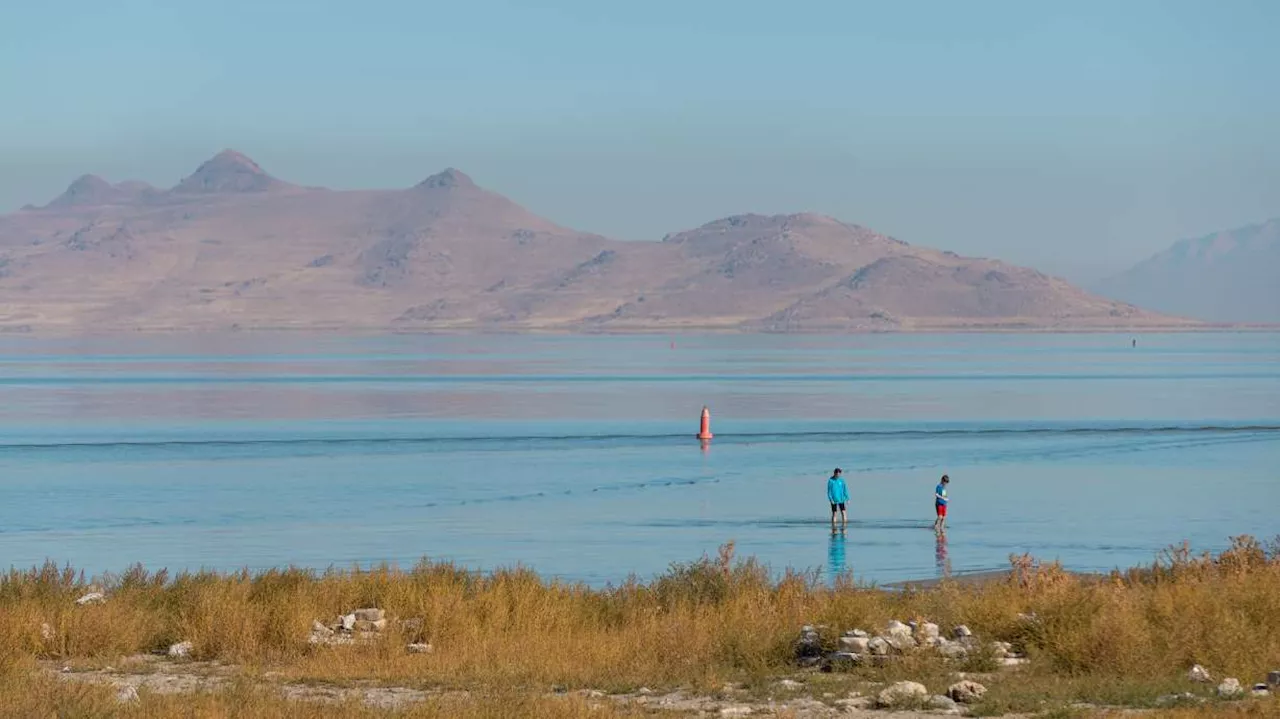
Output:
[2, 0, 1277, 280]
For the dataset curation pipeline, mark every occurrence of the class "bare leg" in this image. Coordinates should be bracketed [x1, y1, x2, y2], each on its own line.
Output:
[831, 507, 837, 528]
[840, 508, 847, 529]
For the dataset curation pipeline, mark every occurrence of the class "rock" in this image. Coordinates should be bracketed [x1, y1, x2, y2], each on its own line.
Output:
[885, 620, 913, 638]
[886, 633, 918, 651]
[339, 613, 356, 632]
[1000, 657, 1029, 667]
[1252, 684, 1269, 697]
[839, 636, 870, 653]
[867, 636, 891, 656]
[917, 622, 941, 641]
[877, 681, 929, 708]
[406, 642, 433, 654]
[311, 620, 334, 637]
[75, 592, 105, 606]
[948, 680, 987, 704]
[777, 679, 804, 690]
[794, 626, 823, 660]
[40, 623, 54, 641]
[1217, 678, 1243, 698]
[354, 608, 385, 622]
[929, 694, 960, 712]
[822, 651, 861, 671]
[167, 641, 193, 658]
[844, 628, 870, 638]
[953, 625, 973, 639]
[719, 706, 753, 717]
[353, 618, 387, 632]
[115, 685, 139, 703]
[638, 687, 653, 696]
[990, 641, 1013, 658]
[1188, 664, 1212, 683]
[835, 696, 873, 710]
[1268, 670, 1280, 688]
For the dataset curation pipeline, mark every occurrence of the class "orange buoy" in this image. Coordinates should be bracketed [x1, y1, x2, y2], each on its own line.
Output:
[696, 406, 713, 441]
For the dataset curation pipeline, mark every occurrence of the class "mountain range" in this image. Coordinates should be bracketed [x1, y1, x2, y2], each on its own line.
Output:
[0, 150, 1189, 332]
[1093, 219, 1279, 323]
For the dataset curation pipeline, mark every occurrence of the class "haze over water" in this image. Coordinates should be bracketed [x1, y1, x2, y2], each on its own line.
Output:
[0, 333, 1276, 586]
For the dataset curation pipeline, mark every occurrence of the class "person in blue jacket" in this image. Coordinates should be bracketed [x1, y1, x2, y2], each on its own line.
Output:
[827, 467, 849, 528]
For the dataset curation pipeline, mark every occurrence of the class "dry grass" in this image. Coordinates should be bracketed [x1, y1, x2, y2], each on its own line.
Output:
[2, 536, 1279, 716]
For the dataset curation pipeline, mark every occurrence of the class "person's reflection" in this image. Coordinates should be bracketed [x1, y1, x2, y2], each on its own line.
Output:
[935, 531, 952, 578]
[828, 527, 847, 583]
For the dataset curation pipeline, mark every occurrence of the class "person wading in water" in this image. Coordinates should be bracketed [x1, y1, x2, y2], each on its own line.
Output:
[827, 468, 849, 529]
[933, 474, 951, 534]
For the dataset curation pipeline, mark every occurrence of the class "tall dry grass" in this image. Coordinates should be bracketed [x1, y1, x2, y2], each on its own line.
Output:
[2, 536, 1278, 694]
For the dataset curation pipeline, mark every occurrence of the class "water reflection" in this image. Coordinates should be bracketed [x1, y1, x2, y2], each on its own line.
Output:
[828, 527, 847, 582]
[935, 532, 951, 578]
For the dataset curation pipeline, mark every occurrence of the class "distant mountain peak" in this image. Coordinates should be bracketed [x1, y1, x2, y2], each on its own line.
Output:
[415, 168, 475, 190]
[173, 149, 287, 194]
[45, 174, 147, 208]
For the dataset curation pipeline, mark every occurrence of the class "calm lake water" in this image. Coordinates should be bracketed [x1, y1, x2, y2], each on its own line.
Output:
[0, 332, 1276, 586]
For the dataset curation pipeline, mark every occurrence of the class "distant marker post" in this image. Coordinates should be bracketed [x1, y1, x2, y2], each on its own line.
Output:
[697, 406, 713, 442]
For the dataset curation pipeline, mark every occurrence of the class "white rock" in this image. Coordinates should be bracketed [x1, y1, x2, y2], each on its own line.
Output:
[953, 625, 973, 639]
[354, 608, 385, 622]
[867, 636, 891, 656]
[339, 613, 356, 631]
[115, 685, 139, 703]
[719, 706, 753, 717]
[839, 636, 870, 653]
[40, 623, 54, 641]
[311, 620, 334, 636]
[1188, 664, 1213, 683]
[917, 622, 941, 641]
[948, 680, 987, 704]
[877, 680, 929, 708]
[929, 694, 960, 712]
[75, 592, 105, 606]
[1000, 657, 1029, 667]
[886, 633, 918, 651]
[167, 641, 193, 658]
[845, 628, 870, 638]
[885, 620, 913, 638]
[1217, 678, 1243, 698]
[777, 679, 803, 690]
[406, 642, 433, 654]
[353, 618, 387, 632]
[938, 640, 969, 659]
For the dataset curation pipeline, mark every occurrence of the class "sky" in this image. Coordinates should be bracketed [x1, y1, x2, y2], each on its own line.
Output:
[2, 0, 1277, 281]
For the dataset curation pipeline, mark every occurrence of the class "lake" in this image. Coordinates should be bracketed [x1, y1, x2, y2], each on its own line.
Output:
[0, 332, 1276, 586]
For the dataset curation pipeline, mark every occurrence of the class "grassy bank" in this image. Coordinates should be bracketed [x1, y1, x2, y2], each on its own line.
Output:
[1, 536, 1279, 717]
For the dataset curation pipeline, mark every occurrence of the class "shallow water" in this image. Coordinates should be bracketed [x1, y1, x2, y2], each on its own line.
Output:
[0, 332, 1276, 586]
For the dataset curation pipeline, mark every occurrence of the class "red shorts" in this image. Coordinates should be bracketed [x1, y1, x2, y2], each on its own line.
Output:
[935, 504, 947, 518]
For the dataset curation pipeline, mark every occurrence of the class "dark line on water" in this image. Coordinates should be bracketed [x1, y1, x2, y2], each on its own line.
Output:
[0, 424, 1275, 452]
[0, 371, 1277, 385]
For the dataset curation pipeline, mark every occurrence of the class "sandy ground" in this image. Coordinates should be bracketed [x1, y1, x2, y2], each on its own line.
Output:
[44, 655, 988, 717]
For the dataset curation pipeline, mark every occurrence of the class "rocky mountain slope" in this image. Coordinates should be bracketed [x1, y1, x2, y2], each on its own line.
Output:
[0, 150, 1186, 332]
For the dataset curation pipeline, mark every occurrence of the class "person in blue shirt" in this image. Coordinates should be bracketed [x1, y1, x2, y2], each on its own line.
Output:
[933, 474, 950, 534]
[827, 467, 849, 528]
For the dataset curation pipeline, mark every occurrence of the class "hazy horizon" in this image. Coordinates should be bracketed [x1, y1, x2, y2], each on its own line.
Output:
[3, 0, 1277, 282]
